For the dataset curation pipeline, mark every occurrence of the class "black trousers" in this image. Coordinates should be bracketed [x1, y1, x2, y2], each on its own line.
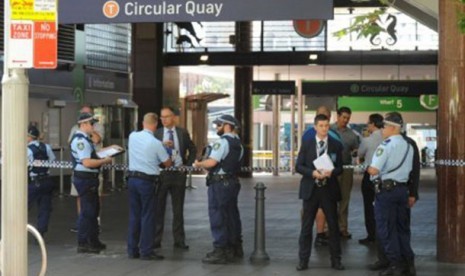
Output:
[361, 171, 376, 240]
[154, 171, 187, 246]
[299, 186, 341, 262]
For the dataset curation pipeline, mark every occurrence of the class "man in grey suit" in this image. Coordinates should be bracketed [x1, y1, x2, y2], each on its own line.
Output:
[154, 107, 197, 250]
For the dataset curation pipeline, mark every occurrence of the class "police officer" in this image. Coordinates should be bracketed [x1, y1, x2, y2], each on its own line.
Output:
[367, 112, 415, 276]
[127, 112, 172, 260]
[27, 126, 56, 237]
[70, 113, 113, 254]
[194, 114, 244, 264]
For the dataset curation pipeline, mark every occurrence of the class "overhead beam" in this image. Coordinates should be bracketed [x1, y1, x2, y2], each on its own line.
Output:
[164, 50, 437, 66]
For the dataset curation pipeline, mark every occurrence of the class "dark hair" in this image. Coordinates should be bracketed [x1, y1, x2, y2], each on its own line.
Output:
[161, 106, 179, 116]
[369, 113, 384, 129]
[337, 106, 352, 116]
[314, 114, 329, 125]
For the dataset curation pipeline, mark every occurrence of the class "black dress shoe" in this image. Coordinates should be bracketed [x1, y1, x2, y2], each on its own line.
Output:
[128, 253, 140, 259]
[77, 243, 101, 254]
[379, 265, 403, 276]
[296, 261, 308, 271]
[368, 260, 390, 271]
[174, 242, 189, 250]
[314, 236, 328, 246]
[331, 260, 345, 270]
[140, 253, 164, 261]
[358, 237, 375, 245]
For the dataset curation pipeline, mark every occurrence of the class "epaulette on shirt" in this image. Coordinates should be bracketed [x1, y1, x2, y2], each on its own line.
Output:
[381, 139, 391, 145]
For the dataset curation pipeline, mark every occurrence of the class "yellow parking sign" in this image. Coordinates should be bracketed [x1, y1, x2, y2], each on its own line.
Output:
[11, 0, 57, 22]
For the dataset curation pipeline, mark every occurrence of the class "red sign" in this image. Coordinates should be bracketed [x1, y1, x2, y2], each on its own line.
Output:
[33, 21, 57, 69]
[293, 20, 325, 38]
[11, 23, 32, 39]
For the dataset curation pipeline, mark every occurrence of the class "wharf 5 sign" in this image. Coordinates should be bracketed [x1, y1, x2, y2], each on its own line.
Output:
[59, 0, 334, 24]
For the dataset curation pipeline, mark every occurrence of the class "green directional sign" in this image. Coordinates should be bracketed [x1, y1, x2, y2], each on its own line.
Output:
[338, 96, 438, 112]
[419, 95, 439, 110]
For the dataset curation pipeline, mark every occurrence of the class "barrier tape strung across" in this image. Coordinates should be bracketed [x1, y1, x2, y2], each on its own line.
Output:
[7, 159, 444, 172]
[435, 159, 465, 167]
[22, 160, 371, 172]
[2, 160, 442, 173]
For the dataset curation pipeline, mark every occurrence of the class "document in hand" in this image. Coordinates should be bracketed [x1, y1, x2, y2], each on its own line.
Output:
[97, 145, 125, 159]
[313, 153, 334, 171]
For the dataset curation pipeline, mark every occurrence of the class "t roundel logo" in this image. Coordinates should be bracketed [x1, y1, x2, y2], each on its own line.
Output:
[103, 1, 120, 19]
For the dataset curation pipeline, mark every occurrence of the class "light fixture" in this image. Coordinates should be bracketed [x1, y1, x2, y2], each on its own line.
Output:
[200, 54, 209, 62]
[199, 48, 209, 63]
[308, 54, 318, 61]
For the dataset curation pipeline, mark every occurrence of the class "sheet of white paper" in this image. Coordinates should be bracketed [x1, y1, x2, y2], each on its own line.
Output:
[313, 153, 335, 171]
[97, 146, 123, 159]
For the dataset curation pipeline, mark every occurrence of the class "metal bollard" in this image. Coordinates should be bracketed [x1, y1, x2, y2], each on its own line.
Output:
[250, 182, 270, 263]
[59, 147, 64, 197]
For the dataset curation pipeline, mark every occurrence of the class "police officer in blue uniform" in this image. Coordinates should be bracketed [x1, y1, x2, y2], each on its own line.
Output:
[194, 114, 244, 264]
[367, 112, 415, 276]
[27, 126, 56, 237]
[127, 112, 172, 260]
[70, 113, 113, 254]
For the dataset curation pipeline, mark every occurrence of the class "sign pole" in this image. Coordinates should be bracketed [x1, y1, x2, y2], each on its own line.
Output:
[1, 0, 29, 274]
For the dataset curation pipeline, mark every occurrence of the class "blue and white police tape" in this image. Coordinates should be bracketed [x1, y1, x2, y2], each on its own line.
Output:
[17, 159, 443, 172]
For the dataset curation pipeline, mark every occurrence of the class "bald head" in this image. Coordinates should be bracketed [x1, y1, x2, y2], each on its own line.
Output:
[316, 106, 331, 119]
[143, 112, 158, 132]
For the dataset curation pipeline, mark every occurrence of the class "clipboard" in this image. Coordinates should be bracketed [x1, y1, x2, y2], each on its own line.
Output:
[97, 145, 125, 159]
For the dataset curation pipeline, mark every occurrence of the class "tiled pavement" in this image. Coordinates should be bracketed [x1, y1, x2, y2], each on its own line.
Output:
[24, 168, 465, 275]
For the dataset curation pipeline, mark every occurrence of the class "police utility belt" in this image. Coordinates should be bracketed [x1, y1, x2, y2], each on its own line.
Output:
[206, 174, 237, 186]
[74, 171, 99, 179]
[127, 171, 160, 183]
[373, 178, 407, 193]
[29, 174, 50, 187]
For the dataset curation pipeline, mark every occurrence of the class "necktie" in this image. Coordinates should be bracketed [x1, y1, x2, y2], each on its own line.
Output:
[167, 130, 174, 156]
[318, 140, 326, 156]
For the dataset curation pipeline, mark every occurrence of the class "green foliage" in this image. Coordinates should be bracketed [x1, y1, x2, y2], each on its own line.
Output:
[459, 1, 465, 34]
[334, 0, 465, 39]
[333, 8, 387, 40]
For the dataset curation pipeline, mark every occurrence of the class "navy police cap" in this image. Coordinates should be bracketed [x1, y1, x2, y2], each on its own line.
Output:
[213, 114, 237, 127]
[78, 112, 99, 124]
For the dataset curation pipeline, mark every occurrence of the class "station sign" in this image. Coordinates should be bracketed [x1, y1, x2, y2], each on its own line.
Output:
[58, 0, 334, 24]
[252, 81, 296, 95]
[338, 96, 438, 112]
[7, 0, 57, 69]
[302, 80, 437, 97]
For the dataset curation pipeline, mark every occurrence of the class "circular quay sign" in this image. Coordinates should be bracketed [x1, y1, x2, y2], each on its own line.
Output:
[59, 0, 334, 24]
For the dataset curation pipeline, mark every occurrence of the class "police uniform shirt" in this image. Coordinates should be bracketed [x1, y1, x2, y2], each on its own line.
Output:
[27, 140, 56, 177]
[370, 134, 413, 182]
[209, 133, 243, 175]
[358, 129, 383, 167]
[70, 130, 99, 173]
[128, 129, 169, 175]
[163, 127, 182, 167]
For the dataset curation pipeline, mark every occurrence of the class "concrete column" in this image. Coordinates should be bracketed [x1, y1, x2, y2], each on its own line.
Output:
[132, 23, 164, 125]
[1, 69, 29, 275]
[437, 0, 465, 263]
[234, 22, 253, 177]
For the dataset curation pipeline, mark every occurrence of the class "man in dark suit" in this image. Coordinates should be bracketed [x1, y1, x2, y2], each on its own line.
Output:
[296, 114, 345, 271]
[154, 107, 197, 250]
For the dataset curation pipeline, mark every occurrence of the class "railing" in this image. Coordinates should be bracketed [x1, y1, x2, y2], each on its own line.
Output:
[0, 225, 47, 276]
[164, 9, 438, 53]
